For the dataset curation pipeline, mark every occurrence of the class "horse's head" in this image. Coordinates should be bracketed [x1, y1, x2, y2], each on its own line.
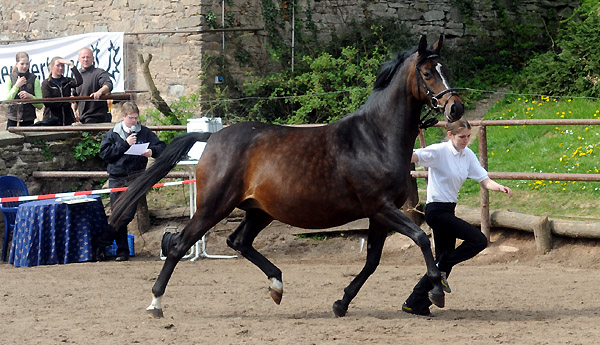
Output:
[413, 35, 464, 123]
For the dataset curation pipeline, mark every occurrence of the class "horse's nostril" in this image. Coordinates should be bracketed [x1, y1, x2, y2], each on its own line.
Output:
[451, 102, 464, 119]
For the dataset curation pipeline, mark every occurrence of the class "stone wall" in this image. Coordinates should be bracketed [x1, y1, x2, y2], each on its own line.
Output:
[201, 0, 579, 88]
[1, 0, 579, 116]
[0, 131, 106, 196]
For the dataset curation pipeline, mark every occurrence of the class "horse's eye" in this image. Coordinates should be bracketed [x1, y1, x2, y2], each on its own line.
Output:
[423, 71, 432, 79]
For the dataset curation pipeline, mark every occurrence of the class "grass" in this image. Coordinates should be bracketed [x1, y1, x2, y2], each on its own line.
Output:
[416, 96, 600, 220]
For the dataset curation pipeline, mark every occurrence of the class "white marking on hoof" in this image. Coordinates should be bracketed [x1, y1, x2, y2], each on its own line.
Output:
[270, 277, 283, 290]
[146, 295, 164, 318]
[269, 278, 283, 305]
[147, 295, 162, 311]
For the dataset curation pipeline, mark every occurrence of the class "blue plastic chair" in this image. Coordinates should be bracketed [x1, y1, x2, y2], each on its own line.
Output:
[0, 176, 29, 262]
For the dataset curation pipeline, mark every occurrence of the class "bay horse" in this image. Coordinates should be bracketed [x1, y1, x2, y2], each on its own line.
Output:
[110, 34, 464, 318]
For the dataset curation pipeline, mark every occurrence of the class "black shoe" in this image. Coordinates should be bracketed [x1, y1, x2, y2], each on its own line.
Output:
[115, 255, 129, 262]
[94, 247, 106, 261]
[402, 302, 435, 317]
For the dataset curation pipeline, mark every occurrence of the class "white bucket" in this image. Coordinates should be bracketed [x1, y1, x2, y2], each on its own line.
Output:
[187, 117, 223, 133]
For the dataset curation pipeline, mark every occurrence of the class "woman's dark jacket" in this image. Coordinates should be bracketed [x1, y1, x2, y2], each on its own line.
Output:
[41, 68, 83, 125]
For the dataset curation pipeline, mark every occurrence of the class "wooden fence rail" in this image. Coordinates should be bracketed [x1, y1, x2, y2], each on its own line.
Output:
[9, 117, 600, 250]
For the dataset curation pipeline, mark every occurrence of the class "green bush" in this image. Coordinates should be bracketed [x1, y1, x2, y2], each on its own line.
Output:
[243, 45, 387, 124]
[73, 132, 101, 162]
[513, 1, 600, 97]
[143, 94, 201, 143]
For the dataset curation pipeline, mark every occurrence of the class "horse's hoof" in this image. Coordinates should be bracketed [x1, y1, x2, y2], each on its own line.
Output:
[269, 286, 283, 305]
[147, 308, 164, 318]
[332, 300, 347, 317]
[428, 291, 445, 308]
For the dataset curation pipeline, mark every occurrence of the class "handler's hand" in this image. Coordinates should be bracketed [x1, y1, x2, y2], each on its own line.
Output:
[499, 185, 513, 198]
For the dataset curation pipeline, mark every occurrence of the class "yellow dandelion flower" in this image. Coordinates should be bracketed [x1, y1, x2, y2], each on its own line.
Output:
[568, 99, 572, 102]
[504, 126, 510, 129]
[506, 149, 510, 152]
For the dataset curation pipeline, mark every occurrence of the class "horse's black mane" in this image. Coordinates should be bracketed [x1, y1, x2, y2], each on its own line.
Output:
[373, 46, 436, 91]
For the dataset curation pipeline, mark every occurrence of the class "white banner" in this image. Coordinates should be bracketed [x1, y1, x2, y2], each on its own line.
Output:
[0, 32, 124, 92]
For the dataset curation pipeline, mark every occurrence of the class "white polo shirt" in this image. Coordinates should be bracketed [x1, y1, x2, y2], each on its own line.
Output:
[414, 140, 488, 204]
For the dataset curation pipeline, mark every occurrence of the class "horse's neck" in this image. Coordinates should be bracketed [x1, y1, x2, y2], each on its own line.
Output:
[366, 81, 422, 158]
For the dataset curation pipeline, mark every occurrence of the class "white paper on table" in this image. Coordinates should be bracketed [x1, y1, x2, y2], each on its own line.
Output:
[124, 142, 149, 155]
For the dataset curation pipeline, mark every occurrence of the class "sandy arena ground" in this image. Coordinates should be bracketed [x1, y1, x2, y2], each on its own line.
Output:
[2, 217, 600, 345]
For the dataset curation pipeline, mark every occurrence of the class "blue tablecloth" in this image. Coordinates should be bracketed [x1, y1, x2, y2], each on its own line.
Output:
[8, 195, 107, 267]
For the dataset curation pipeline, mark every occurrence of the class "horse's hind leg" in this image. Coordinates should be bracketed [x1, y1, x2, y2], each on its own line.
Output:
[333, 221, 387, 317]
[225, 209, 284, 304]
[374, 205, 444, 307]
[146, 212, 219, 318]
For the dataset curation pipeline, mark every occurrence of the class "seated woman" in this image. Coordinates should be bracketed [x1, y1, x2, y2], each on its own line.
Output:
[40, 57, 83, 126]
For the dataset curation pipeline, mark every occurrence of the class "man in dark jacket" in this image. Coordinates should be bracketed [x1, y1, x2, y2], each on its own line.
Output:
[73, 47, 113, 123]
[98, 101, 166, 261]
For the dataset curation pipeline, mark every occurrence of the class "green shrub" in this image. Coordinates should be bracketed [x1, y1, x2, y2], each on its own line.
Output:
[513, 1, 600, 97]
[73, 132, 101, 162]
[143, 93, 201, 143]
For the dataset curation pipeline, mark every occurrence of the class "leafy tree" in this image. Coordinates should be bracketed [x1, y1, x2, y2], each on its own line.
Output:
[513, 1, 600, 97]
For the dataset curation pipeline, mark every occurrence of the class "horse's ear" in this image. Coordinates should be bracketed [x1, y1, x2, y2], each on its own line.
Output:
[418, 35, 427, 56]
[432, 34, 444, 54]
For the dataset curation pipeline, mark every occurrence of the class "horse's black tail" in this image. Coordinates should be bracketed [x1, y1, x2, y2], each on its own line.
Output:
[109, 131, 212, 227]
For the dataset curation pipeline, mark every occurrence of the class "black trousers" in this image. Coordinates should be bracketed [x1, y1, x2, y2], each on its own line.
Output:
[6, 119, 34, 129]
[405, 202, 488, 311]
[97, 176, 138, 257]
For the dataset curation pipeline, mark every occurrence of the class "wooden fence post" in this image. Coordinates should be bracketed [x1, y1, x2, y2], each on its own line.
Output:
[533, 216, 552, 254]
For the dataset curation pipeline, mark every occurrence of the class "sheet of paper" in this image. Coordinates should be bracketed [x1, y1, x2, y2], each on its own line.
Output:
[186, 141, 207, 160]
[124, 142, 149, 155]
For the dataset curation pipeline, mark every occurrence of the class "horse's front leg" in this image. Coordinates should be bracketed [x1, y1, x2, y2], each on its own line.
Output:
[332, 222, 387, 317]
[147, 215, 214, 318]
[374, 205, 445, 307]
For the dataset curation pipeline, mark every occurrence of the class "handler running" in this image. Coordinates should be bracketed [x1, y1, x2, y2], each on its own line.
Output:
[402, 118, 513, 316]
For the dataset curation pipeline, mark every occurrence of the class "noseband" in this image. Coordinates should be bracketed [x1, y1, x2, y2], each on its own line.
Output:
[415, 55, 457, 129]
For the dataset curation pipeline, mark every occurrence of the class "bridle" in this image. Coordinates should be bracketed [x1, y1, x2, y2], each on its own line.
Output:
[415, 54, 457, 129]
